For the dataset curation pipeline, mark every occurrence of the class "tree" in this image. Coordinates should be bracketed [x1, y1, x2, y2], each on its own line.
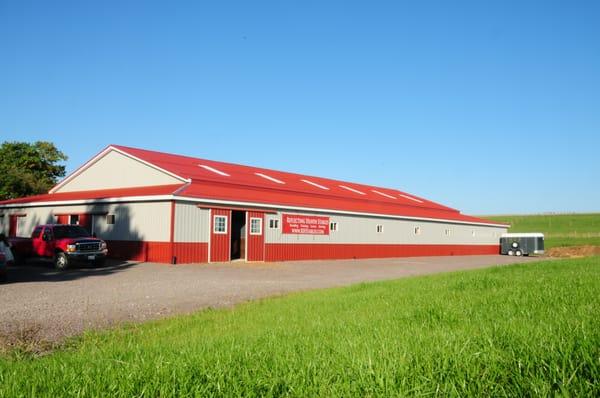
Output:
[0, 141, 68, 200]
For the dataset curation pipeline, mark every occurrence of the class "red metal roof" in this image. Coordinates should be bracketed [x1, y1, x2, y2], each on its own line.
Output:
[0, 145, 506, 226]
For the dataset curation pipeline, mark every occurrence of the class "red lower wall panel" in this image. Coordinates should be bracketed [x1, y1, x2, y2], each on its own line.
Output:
[265, 243, 500, 262]
[106, 241, 498, 264]
[106, 240, 208, 264]
[173, 242, 209, 264]
[106, 240, 171, 263]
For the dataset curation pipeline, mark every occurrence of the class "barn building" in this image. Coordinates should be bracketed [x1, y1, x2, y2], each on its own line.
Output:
[0, 145, 508, 263]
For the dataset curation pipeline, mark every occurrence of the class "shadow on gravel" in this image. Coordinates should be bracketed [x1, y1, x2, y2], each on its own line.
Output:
[5, 259, 138, 284]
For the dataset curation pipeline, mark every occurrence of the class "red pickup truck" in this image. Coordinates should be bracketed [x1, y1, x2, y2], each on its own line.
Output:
[10, 224, 108, 270]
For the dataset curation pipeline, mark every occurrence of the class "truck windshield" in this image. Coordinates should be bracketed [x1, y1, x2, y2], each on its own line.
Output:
[52, 226, 91, 239]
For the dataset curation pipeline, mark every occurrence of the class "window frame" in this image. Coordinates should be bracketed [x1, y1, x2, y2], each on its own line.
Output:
[269, 219, 279, 229]
[376, 224, 384, 233]
[213, 215, 228, 234]
[414, 226, 421, 235]
[250, 218, 263, 235]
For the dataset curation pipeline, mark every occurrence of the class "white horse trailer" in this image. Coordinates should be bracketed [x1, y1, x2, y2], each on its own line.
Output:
[500, 233, 545, 256]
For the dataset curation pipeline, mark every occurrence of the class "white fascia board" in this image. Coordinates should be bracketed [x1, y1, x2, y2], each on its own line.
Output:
[49, 146, 190, 193]
[501, 233, 544, 238]
[0, 194, 510, 228]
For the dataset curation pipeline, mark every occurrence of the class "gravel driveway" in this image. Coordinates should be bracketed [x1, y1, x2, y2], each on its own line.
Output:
[0, 255, 543, 343]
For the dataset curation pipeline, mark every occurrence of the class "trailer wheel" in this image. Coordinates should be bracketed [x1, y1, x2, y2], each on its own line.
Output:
[515, 250, 523, 257]
[511, 242, 519, 248]
[508, 250, 514, 256]
[54, 252, 69, 270]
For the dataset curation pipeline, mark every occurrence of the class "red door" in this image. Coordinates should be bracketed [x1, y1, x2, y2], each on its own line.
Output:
[210, 209, 231, 262]
[79, 214, 92, 234]
[39, 226, 55, 258]
[246, 211, 265, 261]
[9, 215, 18, 237]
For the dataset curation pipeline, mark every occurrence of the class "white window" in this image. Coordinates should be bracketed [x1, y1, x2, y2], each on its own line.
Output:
[269, 219, 279, 229]
[301, 179, 329, 190]
[199, 164, 230, 177]
[472, 230, 476, 237]
[213, 215, 227, 234]
[371, 189, 396, 199]
[376, 224, 384, 233]
[414, 226, 421, 235]
[255, 172, 285, 184]
[339, 185, 366, 195]
[250, 218, 262, 235]
[399, 194, 424, 203]
[330, 222, 338, 232]
[445, 229, 451, 236]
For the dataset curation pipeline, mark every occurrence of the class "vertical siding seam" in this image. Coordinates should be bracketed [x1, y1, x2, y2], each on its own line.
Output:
[169, 201, 175, 264]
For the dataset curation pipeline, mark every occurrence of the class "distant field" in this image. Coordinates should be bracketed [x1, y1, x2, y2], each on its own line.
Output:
[486, 213, 600, 248]
[1, 257, 598, 396]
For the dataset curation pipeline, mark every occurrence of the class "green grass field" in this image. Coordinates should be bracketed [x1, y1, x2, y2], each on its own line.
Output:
[486, 213, 600, 248]
[1, 257, 598, 396]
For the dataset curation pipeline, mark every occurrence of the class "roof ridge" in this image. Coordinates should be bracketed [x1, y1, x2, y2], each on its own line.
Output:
[112, 144, 456, 212]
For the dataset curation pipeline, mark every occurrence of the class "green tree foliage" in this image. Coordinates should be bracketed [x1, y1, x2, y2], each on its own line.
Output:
[0, 141, 68, 200]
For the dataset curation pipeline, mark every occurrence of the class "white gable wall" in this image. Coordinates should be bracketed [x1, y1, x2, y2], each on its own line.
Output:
[54, 150, 184, 193]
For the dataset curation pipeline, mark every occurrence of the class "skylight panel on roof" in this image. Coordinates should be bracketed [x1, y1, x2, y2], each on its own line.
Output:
[301, 179, 329, 190]
[399, 193, 423, 203]
[339, 185, 366, 195]
[371, 190, 396, 199]
[199, 164, 230, 177]
[255, 172, 285, 184]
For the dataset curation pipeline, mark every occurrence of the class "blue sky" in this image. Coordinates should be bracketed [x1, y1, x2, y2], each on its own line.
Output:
[1, 1, 598, 215]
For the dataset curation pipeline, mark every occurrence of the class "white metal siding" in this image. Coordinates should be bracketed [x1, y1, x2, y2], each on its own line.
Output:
[55, 150, 182, 193]
[265, 211, 506, 245]
[174, 202, 209, 243]
[0, 201, 171, 241]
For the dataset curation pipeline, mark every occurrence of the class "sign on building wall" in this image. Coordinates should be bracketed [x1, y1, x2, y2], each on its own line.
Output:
[282, 213, 330, 235]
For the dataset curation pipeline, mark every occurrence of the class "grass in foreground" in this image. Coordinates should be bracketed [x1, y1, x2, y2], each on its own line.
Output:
[486, 213, 600, 248]
[1, 257, 599, 396]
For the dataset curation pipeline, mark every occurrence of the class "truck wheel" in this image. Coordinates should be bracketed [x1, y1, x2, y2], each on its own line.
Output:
[54, 252, 69, 270]
[507, 250, 514, 256]
[515, 250, 523, 256]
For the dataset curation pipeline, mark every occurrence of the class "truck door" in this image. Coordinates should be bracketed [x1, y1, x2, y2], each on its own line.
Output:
[40, 227, 56, 258]
[31, 226, 44, 255]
